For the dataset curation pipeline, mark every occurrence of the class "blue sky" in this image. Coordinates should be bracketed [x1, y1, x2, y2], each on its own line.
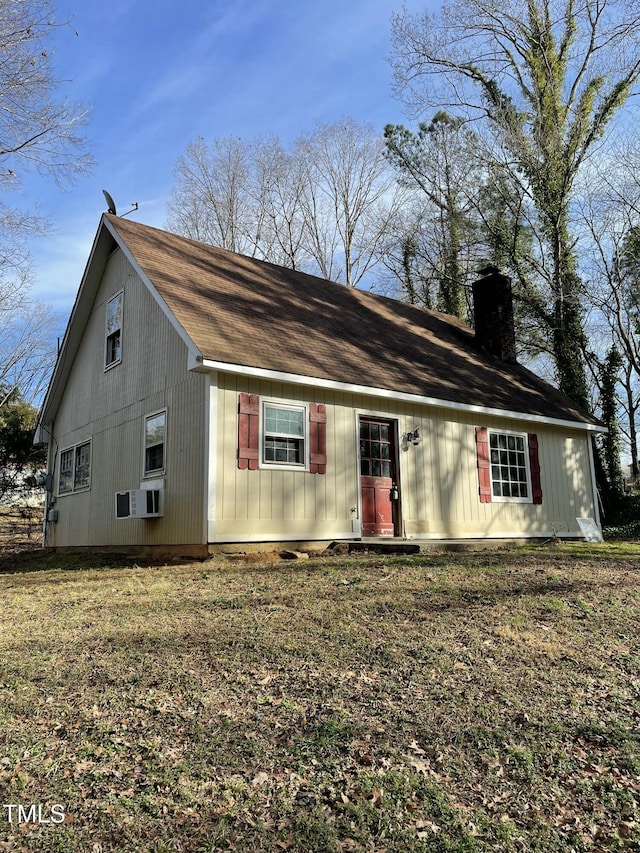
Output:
[18, 0, 430, 325]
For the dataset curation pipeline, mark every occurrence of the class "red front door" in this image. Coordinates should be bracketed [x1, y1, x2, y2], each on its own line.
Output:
[359, 417, 398, 536]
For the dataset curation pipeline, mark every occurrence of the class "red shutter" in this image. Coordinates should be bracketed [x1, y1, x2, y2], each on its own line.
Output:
[528, 433, 543, 504]
[238, 393, 259, 470]
[475, 426, 492, 503]
[309, 404, 327, 474]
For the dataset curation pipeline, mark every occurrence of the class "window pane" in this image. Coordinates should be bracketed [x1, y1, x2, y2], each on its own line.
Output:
[264, 437, 303, 464]
[381, 461, 391, 478]
[360, 423, 369, 440]
[59, 449, 73, 494]
[106, 330, 121, 365]
[370, 424, 379, 440]
[371, 460, 381, 477]
[146, 413, 166, 448]
[380, 425, 389, 441]
[361, 459, 370, 476]
[106, 293, 122, 335]
[145, 444, 164, 472]
[74, 443, 91, 489]
[265, 405, 304, 436]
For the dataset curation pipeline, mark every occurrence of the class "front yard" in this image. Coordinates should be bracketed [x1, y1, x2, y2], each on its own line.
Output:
[0, 544, 639, 851]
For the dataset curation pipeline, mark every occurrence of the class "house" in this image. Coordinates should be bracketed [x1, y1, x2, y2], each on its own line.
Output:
[35, 214, 604, 555]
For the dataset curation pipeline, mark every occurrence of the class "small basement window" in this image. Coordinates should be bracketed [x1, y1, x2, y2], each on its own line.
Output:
[262, 402, 307, 468]
[105, 291, 123, 369]
[144, 410, 166, 476]
[489, 430, 531, 501]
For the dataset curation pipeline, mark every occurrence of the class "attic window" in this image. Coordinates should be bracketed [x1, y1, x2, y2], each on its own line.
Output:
[105, 291, 123, 369]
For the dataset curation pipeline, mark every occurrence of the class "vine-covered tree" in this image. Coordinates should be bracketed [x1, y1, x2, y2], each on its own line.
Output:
[390, 0, 640, 409]
[599, 346, 625, 498]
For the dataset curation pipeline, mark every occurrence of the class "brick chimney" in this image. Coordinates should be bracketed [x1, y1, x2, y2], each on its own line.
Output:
[472, 265, 517, 363]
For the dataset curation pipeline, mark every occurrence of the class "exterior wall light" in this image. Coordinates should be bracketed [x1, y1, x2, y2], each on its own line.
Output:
[404, 427, 421, 446]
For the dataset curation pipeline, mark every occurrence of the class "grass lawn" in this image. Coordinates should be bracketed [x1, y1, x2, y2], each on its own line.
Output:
[0, 543, 639, 852]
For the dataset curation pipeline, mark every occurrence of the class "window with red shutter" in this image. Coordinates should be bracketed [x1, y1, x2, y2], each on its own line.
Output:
[476, 427, 543, 504]
[239, 395, 324, 472]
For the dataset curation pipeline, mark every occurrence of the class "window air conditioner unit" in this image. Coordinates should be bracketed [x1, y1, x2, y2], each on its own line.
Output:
[115, 488, 164, 519]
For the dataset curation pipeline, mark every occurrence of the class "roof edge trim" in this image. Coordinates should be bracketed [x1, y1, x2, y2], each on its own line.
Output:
[199, 358, 605, 433]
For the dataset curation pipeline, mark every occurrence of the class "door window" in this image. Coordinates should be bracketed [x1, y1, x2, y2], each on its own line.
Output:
[360, 419, 392, 478]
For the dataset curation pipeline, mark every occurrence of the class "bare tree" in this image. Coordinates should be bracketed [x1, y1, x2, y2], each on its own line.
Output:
[0, 0, 91, 414]
[390, 0, 640, 409]
[167, 120, 406, 288]
[0, 0, 91, 183]
[167, 137, 259, 255]
[294, 118, 406, 287]
[251, 137, 308, 270]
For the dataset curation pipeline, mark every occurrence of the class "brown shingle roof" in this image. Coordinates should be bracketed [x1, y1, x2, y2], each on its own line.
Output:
[107, 214, 599, 426]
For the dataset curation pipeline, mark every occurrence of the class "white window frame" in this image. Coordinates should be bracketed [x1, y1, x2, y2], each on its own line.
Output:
[488, 428, 532, 504]
[260, 398, 309, 471]
[104, 290, 123, 371]
[143, 409, 167, 478]
[58, 440, 92, 496]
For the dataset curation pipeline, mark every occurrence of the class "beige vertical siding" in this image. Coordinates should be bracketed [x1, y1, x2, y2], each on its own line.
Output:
[400, 407, 595, 538]
[215, 377, 596, 542]
[49, 249, 207, 548]
[216, 376, 363, 541]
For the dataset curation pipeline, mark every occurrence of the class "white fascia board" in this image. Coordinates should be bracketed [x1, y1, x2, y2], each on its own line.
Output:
[198, 358, 606, 434]
[102, 217, 203, 370]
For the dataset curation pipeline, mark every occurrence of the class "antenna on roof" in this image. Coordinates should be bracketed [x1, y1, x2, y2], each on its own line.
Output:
[102, 190, 139, 218]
